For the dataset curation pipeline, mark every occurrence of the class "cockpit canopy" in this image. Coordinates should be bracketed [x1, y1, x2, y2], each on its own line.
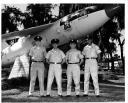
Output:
[60, 8, 88, 26]
[6, 38, 19, 45]
[60, 6, 97, 26]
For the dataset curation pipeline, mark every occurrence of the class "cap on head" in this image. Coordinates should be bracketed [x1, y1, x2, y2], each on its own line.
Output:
[34, 36, 42, 41]
[51, 39, 59, 44]
[69, 39, 77, 44]
[86, 36, 93, 40]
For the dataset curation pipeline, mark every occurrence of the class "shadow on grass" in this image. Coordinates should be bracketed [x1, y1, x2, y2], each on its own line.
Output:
[2, 77, 30, 90]
[100, 80, 125, 85]
[2, 74, 125, 102]
[2, 94, 125, 102]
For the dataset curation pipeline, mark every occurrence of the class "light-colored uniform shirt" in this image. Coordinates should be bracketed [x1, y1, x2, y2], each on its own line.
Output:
[46, 48, 65, 63]
[29, 46, 46, 61]
[82, 43, 101, 58]
[66, 49, 83, 63]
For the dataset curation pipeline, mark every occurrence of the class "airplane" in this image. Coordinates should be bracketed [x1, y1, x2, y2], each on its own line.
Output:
[1, 5, 121, 79]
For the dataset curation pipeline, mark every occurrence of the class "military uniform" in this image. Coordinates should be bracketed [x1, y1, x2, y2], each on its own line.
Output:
[66, 40, 83, 96]
[82, 42, 101, 96]
[29, 36, 46, 96]
[46, 39, 65, 96]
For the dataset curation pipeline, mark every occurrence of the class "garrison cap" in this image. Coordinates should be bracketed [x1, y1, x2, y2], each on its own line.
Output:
[86, 36, 93, 40]
[51, 39, 59, 44]
[69, 39, 77, 44]
[34, 36, 42, 41]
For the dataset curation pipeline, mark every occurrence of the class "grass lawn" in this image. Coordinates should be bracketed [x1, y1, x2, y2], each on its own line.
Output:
[2, 78, 125, 102]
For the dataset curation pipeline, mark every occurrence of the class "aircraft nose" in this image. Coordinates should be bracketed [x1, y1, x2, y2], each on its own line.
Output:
[105, 5, 121, 18]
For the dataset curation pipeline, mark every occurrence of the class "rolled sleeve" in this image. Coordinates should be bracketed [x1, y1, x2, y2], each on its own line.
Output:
[61, 51, 65, 59]
[95, 46, 101, 54]
[29, 48, 33, 56]
[43, 48, 47, 58]
[79, 51, 84, 59]
[46, 51, 51, 59]
[65, 51, 69, 60]
[82, 47, 86, 55]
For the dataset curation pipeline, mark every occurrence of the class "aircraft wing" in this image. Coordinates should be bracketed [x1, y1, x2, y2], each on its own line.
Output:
[2, 23, 54, 39]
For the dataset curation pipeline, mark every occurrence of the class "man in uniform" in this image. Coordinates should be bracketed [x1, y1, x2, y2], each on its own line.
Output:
[66, 40, 84, 97]
[82, 36, 101, 97]
[28, 36, 46, 97]
[46, 38, 65, 97]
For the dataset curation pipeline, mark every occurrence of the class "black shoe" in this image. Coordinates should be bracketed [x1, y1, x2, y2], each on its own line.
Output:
[83, 94, 88, 97]
[40, 95, 45, 97]
[58, 95, 63, 97]
[46, 94, 50, 97]
[96, 95, 100, 97]
[76, 95, 80, 97]
[66, 95, 71, 97]
[27, 94, 34, 97]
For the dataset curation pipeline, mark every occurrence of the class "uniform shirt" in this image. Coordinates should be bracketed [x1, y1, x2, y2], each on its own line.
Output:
[46, 48, 65, 63]
[66, 49, 83, 63]
[82, 43, 101, 58]
[29, 46, 46, 61]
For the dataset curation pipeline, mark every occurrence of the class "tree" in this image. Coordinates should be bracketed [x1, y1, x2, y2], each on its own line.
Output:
[104, 4, 125, 74]
[113, 4, 125, 74]
[22, 12, 36, 29]
[25, 4, 52, 27]
[111, 32, 125, 74]
[2, 5, 23, 34]
[2, 4, 54, 32]
[97, 16, 124, 74]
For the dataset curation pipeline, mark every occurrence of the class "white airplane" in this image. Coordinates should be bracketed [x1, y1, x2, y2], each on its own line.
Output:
[1, 5, 121, 79]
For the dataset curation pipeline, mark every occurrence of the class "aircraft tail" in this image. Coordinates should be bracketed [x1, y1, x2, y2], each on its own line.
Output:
[8, 55, 29, 79]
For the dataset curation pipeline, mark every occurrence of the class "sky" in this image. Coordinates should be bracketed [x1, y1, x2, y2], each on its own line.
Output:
[2, 4, 60, 16]
[2, 4, 28, 12]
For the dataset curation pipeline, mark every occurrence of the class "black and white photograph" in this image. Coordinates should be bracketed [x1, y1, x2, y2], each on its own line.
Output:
[1, 1, 126, 102]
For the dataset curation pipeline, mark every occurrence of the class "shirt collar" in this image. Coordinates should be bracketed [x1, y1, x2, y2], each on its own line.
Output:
[70, 48, 77, 51]
[52, 48, 59, 51]
[87, 43, 94, 48]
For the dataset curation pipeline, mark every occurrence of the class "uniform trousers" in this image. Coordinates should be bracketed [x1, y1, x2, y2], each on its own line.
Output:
[67, 64, 80, 95]
[84, 59, 99, 95]
[47, 64, 62, 95]
[29, 62, 45, 95]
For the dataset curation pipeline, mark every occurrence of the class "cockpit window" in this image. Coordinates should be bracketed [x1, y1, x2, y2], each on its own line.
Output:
[6, 38, 19, 45]
[69, 9, 88, 21]
[60, 8, 88, 26]
[60, 8, 88, 30]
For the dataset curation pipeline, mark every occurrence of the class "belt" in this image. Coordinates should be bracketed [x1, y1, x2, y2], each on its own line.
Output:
[85, 57, 97, 59]
[32, 60, 43, 62]
[68, 62, 79, 64]
[50, 62, 61, 64]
